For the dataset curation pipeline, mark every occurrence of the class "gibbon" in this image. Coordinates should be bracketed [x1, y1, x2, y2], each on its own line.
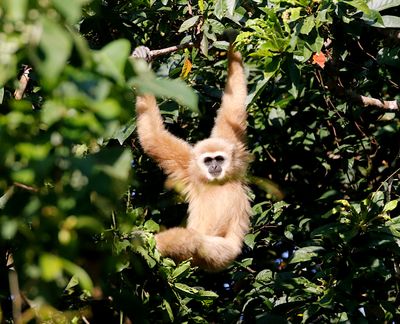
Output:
[134, 46, 251, 272]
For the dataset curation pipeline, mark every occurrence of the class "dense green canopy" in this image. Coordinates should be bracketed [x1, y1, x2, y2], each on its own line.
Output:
[1, 0, 399, 322]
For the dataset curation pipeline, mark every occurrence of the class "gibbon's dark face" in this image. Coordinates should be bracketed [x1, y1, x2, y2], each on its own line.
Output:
[202, 153, 228, 179]
[193, 138, 235, 182]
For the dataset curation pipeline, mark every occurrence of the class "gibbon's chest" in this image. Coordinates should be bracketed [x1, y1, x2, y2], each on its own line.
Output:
[186, 181, 248, 234]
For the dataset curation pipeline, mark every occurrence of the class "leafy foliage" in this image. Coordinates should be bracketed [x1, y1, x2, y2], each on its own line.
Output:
[1, 0, 399, 323]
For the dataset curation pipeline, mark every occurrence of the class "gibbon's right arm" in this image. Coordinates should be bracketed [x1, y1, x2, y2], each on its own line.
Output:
[211, 47, 247, 145]
[136, 95, 192, 180]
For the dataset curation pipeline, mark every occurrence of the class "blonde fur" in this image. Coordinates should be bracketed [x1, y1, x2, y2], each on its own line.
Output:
[135, 48, 251, 272]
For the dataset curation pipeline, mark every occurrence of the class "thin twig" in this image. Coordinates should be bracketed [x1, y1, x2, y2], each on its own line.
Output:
[13, 182, 38, 193]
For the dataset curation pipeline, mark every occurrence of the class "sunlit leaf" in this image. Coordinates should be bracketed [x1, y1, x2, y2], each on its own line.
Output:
[367, 0, 400, 11]
[178, 16, 200, 32]
[180, 57, 193, 79]
[289, 246, 325, 263]
[383, 199, 398, 213]
[37, 17, 72, 87]
[94, 39, 130, 84]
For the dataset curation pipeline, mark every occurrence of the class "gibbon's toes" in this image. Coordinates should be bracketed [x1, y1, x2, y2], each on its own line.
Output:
[155, 227, 199, 262]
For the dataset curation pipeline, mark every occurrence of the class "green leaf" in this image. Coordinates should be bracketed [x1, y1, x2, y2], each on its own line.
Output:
[62, 258, 94, 292]
[381, 15, 400, 27]
[3, 0, 28, 21]
[289, 246, 324, 263]
[200, 34, 209, 57]
[171, 260, 191, 280]
[11, 168, 35, 185]
[367, 0, 400, 11]
[345, 0, 372, 14]
[214, 0, 226, 19]
[162, 300, 174, 322]
[0, 87, 4, 103]
[178, 16, 200, 32]
[131, 62, 198, 112]
[208, 19, 225, 35]
[255, 269, 273, 283]
[94, 39, 130, 84]
[383, 200, 398, 213]
[40, 100, 67, 126]
[52, 0, 87, 24]
[173, 283, 218, 300]
[37, 17, 72, 87]
[40, 254, 63, 281]
[226, 0, 236, 16]
[92, 99, 121, 119]
[97, 149, 132, 181]
[1, 219, 18, 240]
[144, 219, 160, 232]
[112, 118, 136, 145]
[300, 16, 315, 35]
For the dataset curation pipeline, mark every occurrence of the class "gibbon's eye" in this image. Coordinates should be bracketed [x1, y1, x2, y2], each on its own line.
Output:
[204, 157, 213, 165]
[215, 155, 225, 163]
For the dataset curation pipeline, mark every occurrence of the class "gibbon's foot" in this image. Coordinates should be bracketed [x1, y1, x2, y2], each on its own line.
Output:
[155, 227, 242, 272]
[155, 227, 199, 263]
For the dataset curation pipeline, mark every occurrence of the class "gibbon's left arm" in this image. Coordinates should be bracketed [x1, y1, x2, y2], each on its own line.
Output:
[136, 94, 192, 181]
[211, 47, 247, 145]
[133, 46, 192, 181]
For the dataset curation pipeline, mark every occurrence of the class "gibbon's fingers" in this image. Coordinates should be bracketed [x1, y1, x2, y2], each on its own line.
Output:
[131, 46, 152, 62]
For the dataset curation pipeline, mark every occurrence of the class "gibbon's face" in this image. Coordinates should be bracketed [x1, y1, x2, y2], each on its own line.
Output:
[193, 138, 234, 182]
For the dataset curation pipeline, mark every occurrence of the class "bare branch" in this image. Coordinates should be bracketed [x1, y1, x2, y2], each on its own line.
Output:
[13, 66, 32, 100]
[346, 91, 399, 111]
[148, 42, 195, 59]
[13, 182, 38, 193]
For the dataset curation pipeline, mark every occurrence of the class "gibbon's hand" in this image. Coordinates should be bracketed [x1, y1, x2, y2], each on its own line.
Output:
[132, 46, 152, 63]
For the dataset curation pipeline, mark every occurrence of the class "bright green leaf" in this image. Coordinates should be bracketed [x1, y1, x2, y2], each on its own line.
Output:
[290, 246, 325, 263]
[300, 16, 315, 35]
[367, 0, 400, 11]
[383, 199, 399, 213]
[178, 16, 200, 33]
[37, 17, 72, 87]
[40, 254, 63, 281]
[94, 39, 130, 84]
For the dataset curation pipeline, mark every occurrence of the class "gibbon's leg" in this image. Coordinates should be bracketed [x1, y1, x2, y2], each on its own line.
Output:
[211, 47, 247, 144]
[135, 95, 192, 179]
[155, 228, 242, 272]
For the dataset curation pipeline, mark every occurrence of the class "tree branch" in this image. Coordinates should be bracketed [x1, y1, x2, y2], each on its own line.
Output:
[13, 66, 32, 100]
[346, 91, 399, 111]
[148, 42, 195, 59]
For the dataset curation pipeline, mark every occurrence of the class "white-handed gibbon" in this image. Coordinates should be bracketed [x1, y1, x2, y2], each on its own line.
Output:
[134, 46, 251, 271]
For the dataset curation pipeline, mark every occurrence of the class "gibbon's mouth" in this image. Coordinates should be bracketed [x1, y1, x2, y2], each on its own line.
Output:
[209, 171, 222, 178]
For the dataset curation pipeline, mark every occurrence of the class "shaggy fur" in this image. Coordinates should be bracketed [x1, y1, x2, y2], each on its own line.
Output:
[135, 48, 251, 271]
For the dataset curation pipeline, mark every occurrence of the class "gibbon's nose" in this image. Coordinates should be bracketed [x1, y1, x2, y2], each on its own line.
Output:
[209, 163, 222, 175]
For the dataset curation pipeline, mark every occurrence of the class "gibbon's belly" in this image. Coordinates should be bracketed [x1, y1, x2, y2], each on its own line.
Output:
[186, 182, 248, 236]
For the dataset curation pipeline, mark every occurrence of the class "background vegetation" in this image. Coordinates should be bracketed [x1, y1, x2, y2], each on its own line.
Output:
[1, 0, 399, 322]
